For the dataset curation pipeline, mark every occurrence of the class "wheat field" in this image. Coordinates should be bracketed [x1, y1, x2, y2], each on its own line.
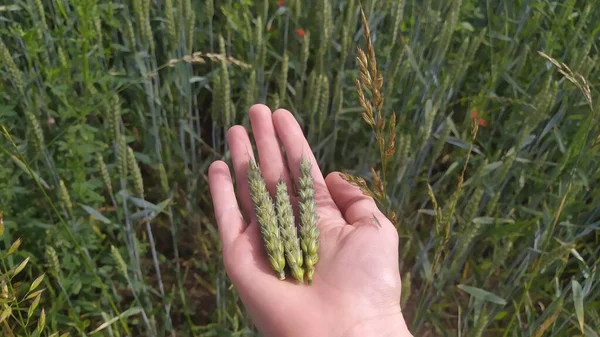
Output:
[0, 0, 599, 336]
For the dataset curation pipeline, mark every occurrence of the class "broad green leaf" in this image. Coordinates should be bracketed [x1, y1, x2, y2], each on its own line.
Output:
[71, 279, 82, 295]
[80, 205, 111, 224]
[572, 280, 584, 333]
[457, 284, 507, 305]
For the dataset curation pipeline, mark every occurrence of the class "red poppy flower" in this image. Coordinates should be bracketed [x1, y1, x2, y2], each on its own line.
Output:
[471, 109, 487, 127]
[295, 28, 306, 38]
[278, 0, 285, 7]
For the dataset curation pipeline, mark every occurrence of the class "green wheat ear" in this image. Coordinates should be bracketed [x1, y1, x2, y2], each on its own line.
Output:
[275, 180, 304, 283]
[298, 156, 319, 284]
[247, 159, 286, 280]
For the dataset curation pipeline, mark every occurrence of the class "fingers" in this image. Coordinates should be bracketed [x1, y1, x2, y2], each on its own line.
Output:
[249, 104, 293, 193]
[227, 125, 256, 222]
[208, 161, 247, 251]
[272, 109, 341, 219]
[325, 171, 392, 228]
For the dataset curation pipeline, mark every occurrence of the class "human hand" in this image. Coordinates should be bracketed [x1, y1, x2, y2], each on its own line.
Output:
[208, 105, 412, 337]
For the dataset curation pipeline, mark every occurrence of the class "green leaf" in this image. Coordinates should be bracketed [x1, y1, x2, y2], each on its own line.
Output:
[584, 323, 599, 337]
[569, 248, 590, 278]
[484, 161, 503, 171]
[472, 217, 515, 225]
[80, 205, 111, 224]
[457, 284, 507, 305]
[446, 137, 483, 154]
[72, 279, 82, 295]
[9, 154, 50, 189]
[0, 5, 21, 12]
[127, 196, 172, 217]
[460, 21, 475, 32]
[89, 307, 143, 334]
[572, 279, 584, 333]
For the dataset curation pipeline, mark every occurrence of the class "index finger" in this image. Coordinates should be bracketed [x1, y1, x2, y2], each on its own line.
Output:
[208, 161, 247, 251]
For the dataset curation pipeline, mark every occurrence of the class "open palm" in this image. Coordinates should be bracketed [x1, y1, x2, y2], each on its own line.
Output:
[208, 105, 411, 337]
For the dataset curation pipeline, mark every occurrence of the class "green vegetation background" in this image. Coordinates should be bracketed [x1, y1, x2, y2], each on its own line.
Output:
[0, 0, 599, 336]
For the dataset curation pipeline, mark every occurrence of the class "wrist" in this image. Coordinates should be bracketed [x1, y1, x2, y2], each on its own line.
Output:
[341, 310, 413, 337]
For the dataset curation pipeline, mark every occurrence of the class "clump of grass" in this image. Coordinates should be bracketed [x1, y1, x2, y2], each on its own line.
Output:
[0, 232, 60, 336]
[298, 157, 319, 284]
[247, 159, 286, 280]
